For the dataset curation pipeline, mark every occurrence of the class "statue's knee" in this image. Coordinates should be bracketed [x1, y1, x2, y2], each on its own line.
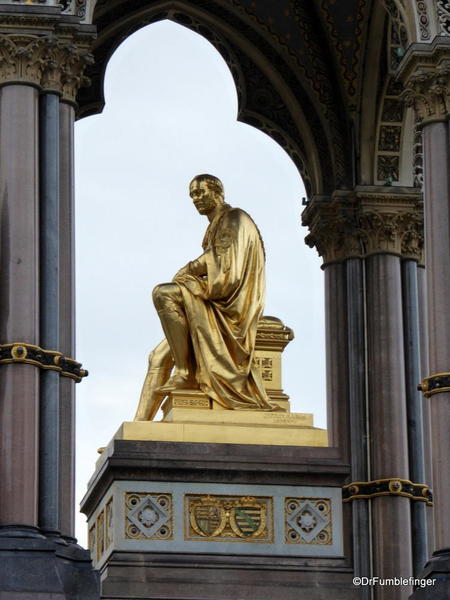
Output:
[152, 284, 166, 310]
[152, 283, 180, 310]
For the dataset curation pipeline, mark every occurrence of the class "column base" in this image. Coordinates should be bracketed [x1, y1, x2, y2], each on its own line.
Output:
[0, 534, 100, 599]
[410, 549, 450, 599]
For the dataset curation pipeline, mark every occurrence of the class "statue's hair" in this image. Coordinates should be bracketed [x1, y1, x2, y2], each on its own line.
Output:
[190, 174, 224, 198]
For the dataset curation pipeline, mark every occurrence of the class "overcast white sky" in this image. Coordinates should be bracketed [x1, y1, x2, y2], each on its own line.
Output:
[74, 20, 325, 545]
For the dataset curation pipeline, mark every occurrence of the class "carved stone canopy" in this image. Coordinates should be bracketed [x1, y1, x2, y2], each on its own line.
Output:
[302, 188, 424, 265]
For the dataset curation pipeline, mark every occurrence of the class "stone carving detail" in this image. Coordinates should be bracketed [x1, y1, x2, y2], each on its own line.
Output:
[88, 523, 96, 558]
[413, 120, 424, 189]
[379, 126, 402, 151]
[96, 510, 105, 561]
[0, 33, 93, 102]
[303, 194, 423, 263]
[382, 98, 405, 122]
[383, 0, 409, 70]
[376, 78, 405, 185]
[377, 155, 400, 182]
[125, 493, 172, 540]
[303, 197, 363, 265]
[285, 497, 332, 545]
[359, 210, 423, 258]
[437, 1, 450, 35]
[185, 494, 273, 543]
[254, 357, 273, 382]
[105, 498, 113, 550]
[415, 1, 432, 40]
[402, 64, 450, 124]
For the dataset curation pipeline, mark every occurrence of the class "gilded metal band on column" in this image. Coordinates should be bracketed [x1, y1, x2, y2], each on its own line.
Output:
[342, 479, 433, 505]
[0, 342, 88, 382]
[418, 373, 450, 397]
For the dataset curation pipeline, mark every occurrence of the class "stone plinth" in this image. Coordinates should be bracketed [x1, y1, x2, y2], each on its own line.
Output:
[120, 389, 327, 447]
[254, 315, 294, 406]
[81, 439, 358, 600]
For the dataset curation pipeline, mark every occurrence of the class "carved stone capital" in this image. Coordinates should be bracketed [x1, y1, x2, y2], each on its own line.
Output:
[398, 37, 450, 126]
[0, 29, 94, 102]
[302, 188, 423, 265]
[302, 192, 363, 265]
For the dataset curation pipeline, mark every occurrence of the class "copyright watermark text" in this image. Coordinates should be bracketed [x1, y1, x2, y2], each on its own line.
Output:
[353, 576, 436, 588]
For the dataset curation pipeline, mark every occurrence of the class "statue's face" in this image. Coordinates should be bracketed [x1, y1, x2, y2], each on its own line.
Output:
[190, 179, 219, 215]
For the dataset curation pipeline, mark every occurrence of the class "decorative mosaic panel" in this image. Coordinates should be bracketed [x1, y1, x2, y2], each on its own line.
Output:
[105, 498, 113, 549]
[254, 357, 273, 382]
[88, 523, 96, 557]
[125, 493, 173, 540]
[285, 498, 332, 545]
[185, 494, 273, 543]
[377, 155, 400, 182]
[379, 126, 401, 152]
[96, 510, 106, 561]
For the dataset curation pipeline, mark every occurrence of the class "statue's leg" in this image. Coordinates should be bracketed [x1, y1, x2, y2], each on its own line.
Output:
[152, 283, 192, 387]
[134, 339, 174, 421]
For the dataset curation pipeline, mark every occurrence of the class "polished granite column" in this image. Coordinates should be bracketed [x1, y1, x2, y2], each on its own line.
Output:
[366, 251, 412, 599]
[356, 188, 424, 599]
[0, 16, 99, 598]
[59, 101, 77, 541]
[0, 84, 40, 537]
[39, 91, 61, 537]
[399, 39, 450, 596]
[422, 120, 450, 553]
[303, 193, 370, 594]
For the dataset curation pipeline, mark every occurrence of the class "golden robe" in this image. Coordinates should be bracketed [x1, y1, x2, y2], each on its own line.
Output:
[135, 203, 273, 420]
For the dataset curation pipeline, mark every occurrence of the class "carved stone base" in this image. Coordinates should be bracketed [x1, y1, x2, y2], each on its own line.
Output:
[81, 439, 356, 600]
[409, 550, 450, 599]
[0, 533, 99, 599]
[116, 407, 327, 446]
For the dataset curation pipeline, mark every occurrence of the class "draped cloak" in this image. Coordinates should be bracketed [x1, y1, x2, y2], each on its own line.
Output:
[135, 203, 274, 421]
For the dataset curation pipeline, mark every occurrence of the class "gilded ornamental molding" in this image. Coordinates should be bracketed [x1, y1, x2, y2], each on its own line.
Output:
[0, 342, 88, 382]
[342, 478, 433, 505]
[0, 20, 94, 102]
[302, 189, 423, 265]
[418, 372, 450, 397]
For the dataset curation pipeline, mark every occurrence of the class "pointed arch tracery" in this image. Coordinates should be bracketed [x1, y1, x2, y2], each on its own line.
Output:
[77, 0, 355, 198]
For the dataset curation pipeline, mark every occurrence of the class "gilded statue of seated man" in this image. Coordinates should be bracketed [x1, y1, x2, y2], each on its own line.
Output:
[134, 174, 276, 421]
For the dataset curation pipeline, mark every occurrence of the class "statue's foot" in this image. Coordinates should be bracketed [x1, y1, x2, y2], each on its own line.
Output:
[156, 372, 195, 393]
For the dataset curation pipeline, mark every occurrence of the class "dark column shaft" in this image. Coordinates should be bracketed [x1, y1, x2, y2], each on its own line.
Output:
[0, 85, 40, 532]
[39, 92, 60, 535]
[346, 258, 371, 594]
[324, 263, 350, 459]
[59, 101, 76, 540]
[366, 253, 412, 599]
[417, 265, 434, 555]
[422, 121, 450, 552]
[402, 259, 428, 573]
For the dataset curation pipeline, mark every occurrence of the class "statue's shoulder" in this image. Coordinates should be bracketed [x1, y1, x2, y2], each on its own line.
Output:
[223, 206, 254, 225]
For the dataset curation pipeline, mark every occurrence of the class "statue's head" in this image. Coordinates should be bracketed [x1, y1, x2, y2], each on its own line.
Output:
[189, 174, 224, 215]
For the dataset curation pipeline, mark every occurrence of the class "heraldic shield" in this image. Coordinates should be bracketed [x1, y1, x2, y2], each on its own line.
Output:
[189, 496, 227, 538]
[186, 494, 272, 541]
[229, 497, 266, 538]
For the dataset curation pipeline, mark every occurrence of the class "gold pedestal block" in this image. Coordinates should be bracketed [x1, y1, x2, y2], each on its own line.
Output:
[120, 389, 326, 447]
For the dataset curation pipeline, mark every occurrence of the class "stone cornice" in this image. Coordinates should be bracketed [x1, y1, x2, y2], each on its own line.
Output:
[0, 15, 95, 102]
[397, 37, 450, 126]
[302, 188, 424, 265]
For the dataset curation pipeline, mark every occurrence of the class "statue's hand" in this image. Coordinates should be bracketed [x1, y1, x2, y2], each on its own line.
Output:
[173, 264, 190, 281]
